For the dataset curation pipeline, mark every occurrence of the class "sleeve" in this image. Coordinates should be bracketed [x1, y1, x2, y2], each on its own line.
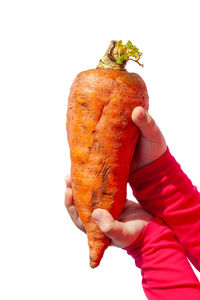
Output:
[129, 147, 200, 271]
[124, 217, 200, 300]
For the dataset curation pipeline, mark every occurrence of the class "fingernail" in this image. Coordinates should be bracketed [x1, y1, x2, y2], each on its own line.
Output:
[132, 107, 145, 122]
[92, 210, 103, 222]
[137, 108, 145, 120]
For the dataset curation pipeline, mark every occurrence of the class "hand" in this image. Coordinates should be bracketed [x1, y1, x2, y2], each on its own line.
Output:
[65, 175, 153, 249]
[130, 106, 167, 172]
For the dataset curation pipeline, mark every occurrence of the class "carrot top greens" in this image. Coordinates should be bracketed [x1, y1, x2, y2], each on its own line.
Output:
[97, 40, 143, 71]
[114, 40, 143, 67]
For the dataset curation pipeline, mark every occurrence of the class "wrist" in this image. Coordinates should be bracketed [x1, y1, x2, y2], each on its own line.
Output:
[130, 144, 167, 173]
[136, 145, 168, 172]
[123, 217, 168, 253]
[129, 146, 176, 185]
[123, 215, 153, 251]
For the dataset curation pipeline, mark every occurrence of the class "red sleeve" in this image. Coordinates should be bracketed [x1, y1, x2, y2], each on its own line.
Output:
[124, 217, 200, 300]
[129, 148, 200, 271]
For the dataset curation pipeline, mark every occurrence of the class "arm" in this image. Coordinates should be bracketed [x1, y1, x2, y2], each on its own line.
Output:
[129, 106, 200, 271]
[129, 147, 200, 271]
[65, 176, 200, 300]
[124, 217, 200, 300]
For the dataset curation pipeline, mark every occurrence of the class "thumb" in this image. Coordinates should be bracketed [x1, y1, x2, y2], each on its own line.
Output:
[92, 209, 125, 243]
[132, 106, 163, 142]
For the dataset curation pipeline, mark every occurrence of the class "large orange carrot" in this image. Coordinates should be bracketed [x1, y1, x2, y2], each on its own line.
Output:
[66, 40, 149, 268]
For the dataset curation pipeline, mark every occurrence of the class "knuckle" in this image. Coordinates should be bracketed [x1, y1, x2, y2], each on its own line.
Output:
[101, 222, 113, 234]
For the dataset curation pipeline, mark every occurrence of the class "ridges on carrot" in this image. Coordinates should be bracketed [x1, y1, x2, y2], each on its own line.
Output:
[67, 40, 149, 268]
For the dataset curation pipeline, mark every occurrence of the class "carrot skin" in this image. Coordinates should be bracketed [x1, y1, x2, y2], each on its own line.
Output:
[67, 69, 149, 268]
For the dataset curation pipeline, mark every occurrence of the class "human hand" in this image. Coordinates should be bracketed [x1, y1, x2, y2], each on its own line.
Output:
[65, 175, 153, 249]
[130, 106, 167, 172]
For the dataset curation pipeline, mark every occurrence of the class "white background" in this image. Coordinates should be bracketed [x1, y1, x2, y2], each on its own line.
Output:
[0, 0, 200, 299]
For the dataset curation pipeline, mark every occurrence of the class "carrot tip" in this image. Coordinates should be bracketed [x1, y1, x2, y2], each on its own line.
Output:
[90, 260, 99, 269]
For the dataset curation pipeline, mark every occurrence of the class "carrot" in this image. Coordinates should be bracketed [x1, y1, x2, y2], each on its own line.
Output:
[66, 40, 149, 268]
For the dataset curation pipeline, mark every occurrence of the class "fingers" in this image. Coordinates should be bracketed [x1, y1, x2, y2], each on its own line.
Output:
[64, 187, 74, 210]
[132, 106, 164, 142]
[92, 209, 127, 247]
[64, 176, 86, 233]
[65, 174, 72, 188]
[130, 106, 167, 172]
[64, 175, 73, 207]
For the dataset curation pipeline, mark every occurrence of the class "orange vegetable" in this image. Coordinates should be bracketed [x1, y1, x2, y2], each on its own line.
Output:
[66, 40, 149, 268]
